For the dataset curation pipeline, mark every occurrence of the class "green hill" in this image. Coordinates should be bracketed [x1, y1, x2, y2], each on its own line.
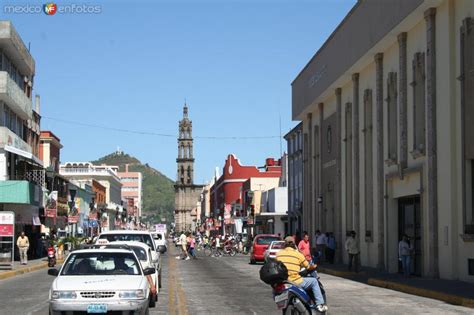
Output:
[92, 152, 174, 223]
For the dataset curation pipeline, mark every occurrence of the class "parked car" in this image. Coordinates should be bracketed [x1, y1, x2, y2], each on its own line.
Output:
[96, 230, 162, 290]
[48, 247, 155, 315]
[96, 241, 161, 296]
[249, 234, 281, 264]
[263, 240, 285, 262]
[151, 232, 167, 254]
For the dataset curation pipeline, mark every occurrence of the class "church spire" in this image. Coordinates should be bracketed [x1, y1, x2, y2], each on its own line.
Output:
[183, 101, 188, 119]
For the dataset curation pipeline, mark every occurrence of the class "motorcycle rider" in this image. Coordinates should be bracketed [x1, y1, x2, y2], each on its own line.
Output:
[276, 236, 328, 312]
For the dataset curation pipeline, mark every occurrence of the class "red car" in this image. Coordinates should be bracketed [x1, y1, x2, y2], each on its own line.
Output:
[249, 234, 281, 264]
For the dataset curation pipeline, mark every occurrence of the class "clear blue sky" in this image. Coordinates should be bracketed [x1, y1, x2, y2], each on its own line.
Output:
[2, 0, 355, 182]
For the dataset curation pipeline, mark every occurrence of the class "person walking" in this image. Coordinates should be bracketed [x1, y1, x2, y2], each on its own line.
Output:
[316, 230, 328, 262]
[399, 235, 413, 277]
[188, 233, 197, 259]
[17, 232, 30, 265]
[298, 231, 312, 262]
[176, 231, 189, 260]
[345, 231, 359, 272]
[326, 232, 336, 264]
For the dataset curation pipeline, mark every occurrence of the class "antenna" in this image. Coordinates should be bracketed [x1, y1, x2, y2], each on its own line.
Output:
[279, 113, 282, 157]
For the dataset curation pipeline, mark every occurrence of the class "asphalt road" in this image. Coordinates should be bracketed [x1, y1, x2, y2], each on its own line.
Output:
[0, 246, 472, 315]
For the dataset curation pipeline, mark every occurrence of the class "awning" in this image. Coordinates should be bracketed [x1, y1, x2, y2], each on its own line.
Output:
[256, 212, 288, 217]
[4, 145, 43, 166]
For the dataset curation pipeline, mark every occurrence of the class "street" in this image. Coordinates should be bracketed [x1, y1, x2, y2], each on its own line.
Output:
[2, 246, 471, 315]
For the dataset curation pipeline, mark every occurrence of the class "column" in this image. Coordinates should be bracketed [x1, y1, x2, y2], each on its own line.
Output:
[307, 113, 313, 237]
[375, 52, 385, 270]
[398, 32, 408, 173]
[318, 103, 324, 230]
[352, 73, 360, 236]
[335, 88, 342, 263]
[425, 7, 439, 278]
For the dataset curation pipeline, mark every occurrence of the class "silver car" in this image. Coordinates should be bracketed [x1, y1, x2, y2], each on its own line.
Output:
[264, 241, 285, 262]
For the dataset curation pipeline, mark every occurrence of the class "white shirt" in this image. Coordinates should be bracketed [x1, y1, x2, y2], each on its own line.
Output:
[316, 234, 328, 246]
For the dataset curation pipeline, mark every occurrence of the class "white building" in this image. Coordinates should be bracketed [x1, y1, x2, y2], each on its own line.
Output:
[292, 0, 474, 282]
[59, 162, 123, 231]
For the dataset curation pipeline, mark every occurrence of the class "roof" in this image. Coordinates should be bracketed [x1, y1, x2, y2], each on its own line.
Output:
[283, 122, 303, 140]
[99, 230, 152, 235]
[70, 248, 133, 254]
[99, 241, 152, 251]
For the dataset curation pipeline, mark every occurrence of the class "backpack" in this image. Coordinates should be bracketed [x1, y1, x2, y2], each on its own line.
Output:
[259, 259, 288, 285]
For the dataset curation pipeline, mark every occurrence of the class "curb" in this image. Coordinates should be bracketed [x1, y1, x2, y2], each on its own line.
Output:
[318, 267, 367, 278]
[0, 259, 64, 281]
[367, 278, 474, 309]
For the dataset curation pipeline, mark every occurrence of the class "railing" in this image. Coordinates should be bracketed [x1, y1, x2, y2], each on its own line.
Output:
[14, 169, 45, 187]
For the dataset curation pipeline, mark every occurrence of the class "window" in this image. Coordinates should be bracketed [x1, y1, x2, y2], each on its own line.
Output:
[364, 89, 374, 240]
[412, 52, 426, 155]
[387, 72, 398, 163]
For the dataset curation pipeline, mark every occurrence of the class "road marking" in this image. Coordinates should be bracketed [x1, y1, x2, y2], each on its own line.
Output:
[25, 298, 49, 315]
[168, 253, 176, 315]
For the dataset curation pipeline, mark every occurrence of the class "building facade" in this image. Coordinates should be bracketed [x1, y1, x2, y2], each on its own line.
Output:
[59, 162, 123, 231]
[117, 164, 143, 219]
[292, 0, 474, 282]
[284, 123, 303, 235]
[0, 21, 44, 237]
[174, 104, 203, 232]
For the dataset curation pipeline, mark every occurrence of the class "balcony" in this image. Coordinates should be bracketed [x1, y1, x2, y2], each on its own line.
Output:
[0, 72, 32, 120]
[0, 180, 41, 206]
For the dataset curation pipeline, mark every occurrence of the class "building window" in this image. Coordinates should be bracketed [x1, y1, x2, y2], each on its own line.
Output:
[345, 103, 353, 231]
[411, 52, 426, 156]
[387, 72, 398, 163]
[327, 126, 332, 154]
[364, 89, 374, 240]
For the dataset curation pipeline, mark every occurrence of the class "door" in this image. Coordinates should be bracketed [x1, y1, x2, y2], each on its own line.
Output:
[398, 196, 421, 276]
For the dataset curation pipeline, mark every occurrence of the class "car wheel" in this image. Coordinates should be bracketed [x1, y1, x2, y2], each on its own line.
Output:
[49, 308, 60, 315]
[159, 270, 162, 289]
[149, 294, 156, 308]
[250, 258, 256, 264]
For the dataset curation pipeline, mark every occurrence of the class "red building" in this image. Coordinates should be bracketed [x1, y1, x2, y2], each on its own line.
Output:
[210, 155, 282, 229]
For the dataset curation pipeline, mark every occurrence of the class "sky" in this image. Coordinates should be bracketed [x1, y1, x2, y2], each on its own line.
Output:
[1, 0, 355, 183]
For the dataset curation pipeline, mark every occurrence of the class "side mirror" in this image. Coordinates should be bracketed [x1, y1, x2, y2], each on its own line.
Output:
[143, 267, 155, 275]
[158, 245, 167, 254]
[48, 268, 59, 276]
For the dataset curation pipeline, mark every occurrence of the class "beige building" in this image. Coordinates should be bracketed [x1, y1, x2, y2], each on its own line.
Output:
[292, 0, 474, 282]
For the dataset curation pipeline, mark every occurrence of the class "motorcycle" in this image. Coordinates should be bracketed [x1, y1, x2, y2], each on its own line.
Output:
[47, 246, 56, 267]
[271, 262, 327, 314]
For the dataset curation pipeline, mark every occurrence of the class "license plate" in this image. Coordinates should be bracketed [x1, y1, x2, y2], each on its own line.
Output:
[274, 290, 289, 308]
[87, 304, 107, 313]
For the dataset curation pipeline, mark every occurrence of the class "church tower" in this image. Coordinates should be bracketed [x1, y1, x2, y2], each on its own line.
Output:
[177, 104, 194, 185]
[174, 103, 203, 232]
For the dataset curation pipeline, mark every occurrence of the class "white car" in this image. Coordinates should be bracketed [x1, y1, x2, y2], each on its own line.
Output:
[151, 231, 167, 254]
[48, 247, 155, 315]
[96, 241, 160, 298]
[96, 230, 163, 290]
[264, 241, 285, 262]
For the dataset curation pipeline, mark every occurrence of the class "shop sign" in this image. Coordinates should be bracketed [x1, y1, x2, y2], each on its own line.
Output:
[0, 212, 14, 236]
[45, 191, 57, 218]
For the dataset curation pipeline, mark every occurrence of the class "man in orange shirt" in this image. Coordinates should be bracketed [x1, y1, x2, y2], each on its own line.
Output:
[298, 231, 312, 262]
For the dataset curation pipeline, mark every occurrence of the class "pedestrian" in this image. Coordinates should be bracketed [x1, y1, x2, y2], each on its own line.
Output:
[176, 231, 189, 260]
[326, 232, 336, 264]
[316, 230, 327, 262]
[345, 231, 359, 272]
[188, 233, 197, 259]
[17, 231, 30, 265]
[298, 231, 312, 262]
[399, 235, 413, 277]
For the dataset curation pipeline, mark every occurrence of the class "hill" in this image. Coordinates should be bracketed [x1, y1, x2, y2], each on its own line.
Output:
[92, 152, 175, 223]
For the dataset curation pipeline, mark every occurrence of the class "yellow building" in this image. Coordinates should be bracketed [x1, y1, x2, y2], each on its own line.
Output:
[292, 0, 474, 282]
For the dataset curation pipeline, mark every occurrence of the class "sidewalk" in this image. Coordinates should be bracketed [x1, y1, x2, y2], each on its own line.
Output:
[318, 263, 474, 308]
[0, 257, 63, 281]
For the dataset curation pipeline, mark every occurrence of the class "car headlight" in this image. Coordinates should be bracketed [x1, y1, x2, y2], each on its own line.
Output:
[51, 291, 77, 299]
[118, 290, 145, 299]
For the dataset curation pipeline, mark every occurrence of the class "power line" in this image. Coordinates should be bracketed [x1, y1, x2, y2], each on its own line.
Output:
[42, 116, 281, 140]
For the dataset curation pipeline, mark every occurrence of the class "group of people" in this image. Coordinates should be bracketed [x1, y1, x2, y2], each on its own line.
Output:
[176, 231, 197, 260]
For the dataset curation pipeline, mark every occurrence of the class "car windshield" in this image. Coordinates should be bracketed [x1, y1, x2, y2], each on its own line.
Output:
[130, 247, 147, 261]
[99, 234, 155, 250]
[256, 236, 280, 245]
[61, 252, 141, 276]
[270, 242, 285, 249]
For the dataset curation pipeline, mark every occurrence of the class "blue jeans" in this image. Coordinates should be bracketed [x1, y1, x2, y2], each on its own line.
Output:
[299, 277, 324, 305]
[401, 255, 410, 276]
